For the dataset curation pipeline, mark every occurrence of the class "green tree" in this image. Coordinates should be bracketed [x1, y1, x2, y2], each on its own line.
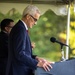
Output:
[30, 9, 67, 61]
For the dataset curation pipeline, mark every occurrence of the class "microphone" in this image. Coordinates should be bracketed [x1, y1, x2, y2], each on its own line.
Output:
[50, 37, 69, 47]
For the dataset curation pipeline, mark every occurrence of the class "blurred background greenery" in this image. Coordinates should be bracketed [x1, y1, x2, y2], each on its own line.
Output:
[0, 5, 75, 62]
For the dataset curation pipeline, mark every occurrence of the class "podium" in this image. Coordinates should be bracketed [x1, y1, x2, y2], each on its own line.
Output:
[35, 58, 75, 75]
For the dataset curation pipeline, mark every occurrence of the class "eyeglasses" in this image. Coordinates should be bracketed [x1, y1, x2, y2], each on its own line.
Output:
[29, 15, 37, 22]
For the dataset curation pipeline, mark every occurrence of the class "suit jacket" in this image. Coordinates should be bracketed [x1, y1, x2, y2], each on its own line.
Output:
[0, 31, 8, 58]
[0, 31, 8, 75]
[6, 20, 38, 75]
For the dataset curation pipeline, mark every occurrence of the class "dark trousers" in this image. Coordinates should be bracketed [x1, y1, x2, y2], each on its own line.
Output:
[0, 59, 7, 75]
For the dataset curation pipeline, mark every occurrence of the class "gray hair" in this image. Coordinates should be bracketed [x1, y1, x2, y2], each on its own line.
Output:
[22, 5, 41, 17]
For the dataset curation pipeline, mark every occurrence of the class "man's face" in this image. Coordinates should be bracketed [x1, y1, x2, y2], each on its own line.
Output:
[27, 13, 40, 28]
[5, 22, 14, 34]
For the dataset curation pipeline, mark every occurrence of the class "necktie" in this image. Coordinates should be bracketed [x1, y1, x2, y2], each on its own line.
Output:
[26, 30, 29, 35]
[26, 30, 28, 33]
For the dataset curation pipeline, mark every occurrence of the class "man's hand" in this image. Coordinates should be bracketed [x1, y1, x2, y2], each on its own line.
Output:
[36, 57, 54, 71]
[31, 42, 35, 49]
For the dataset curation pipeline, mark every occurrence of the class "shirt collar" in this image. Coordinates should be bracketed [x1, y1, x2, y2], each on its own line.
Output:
[21, 20, 28, 30]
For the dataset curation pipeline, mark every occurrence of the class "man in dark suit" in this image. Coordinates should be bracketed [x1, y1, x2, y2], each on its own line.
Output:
[6, 5, 53, 75]
[0, 18, 14, 75]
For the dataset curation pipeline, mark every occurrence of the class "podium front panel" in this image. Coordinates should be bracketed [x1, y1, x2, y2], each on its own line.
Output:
[35, 58, 75, 75]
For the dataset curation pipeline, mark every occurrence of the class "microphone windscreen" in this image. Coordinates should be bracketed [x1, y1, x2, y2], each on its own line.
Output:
[50, 37, 56, 43]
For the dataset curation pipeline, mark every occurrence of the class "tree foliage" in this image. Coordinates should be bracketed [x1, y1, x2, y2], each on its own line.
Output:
[0, 6, 75, 61]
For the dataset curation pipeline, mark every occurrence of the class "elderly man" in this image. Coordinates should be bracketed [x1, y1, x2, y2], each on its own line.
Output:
[6, 5, 53, 75]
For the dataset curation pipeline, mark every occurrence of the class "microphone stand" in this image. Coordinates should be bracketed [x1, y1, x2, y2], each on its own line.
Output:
[60, 44, 66, 61]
